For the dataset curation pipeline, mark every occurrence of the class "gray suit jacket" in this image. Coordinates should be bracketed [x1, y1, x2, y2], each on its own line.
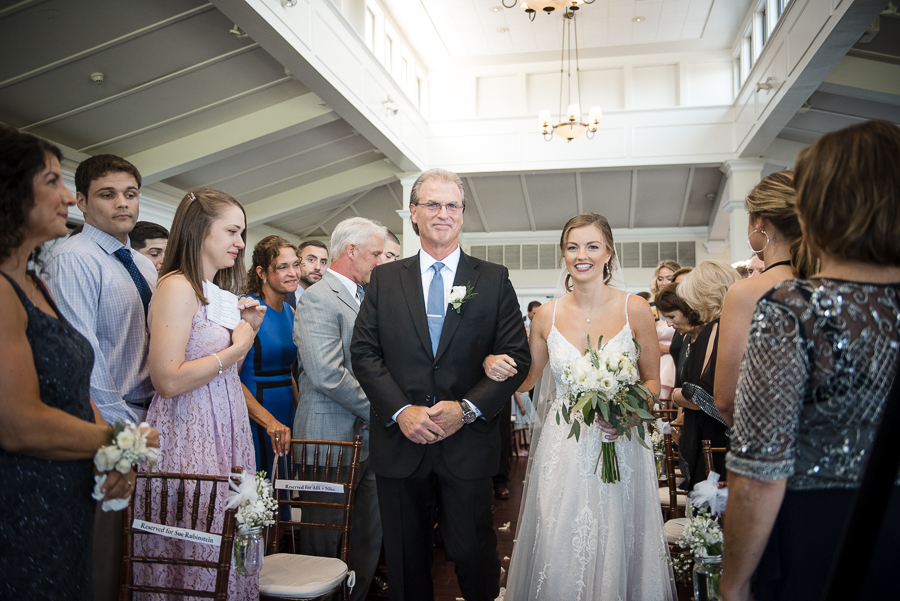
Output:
[293, 270, 369, 462]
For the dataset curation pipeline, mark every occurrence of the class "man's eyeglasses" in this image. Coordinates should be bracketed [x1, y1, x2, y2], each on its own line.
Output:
[416, 201, 464, 215]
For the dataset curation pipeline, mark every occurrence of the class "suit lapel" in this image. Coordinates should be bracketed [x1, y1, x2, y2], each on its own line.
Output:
[400, 255, 435, 359]
[325, 271, 359, 314]
[434, 251, 480, 362]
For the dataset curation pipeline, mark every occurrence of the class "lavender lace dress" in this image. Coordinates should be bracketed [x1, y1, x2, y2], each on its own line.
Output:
[134, 301, 257, 599]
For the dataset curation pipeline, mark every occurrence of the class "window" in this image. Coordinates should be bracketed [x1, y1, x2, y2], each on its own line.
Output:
[364, 6, 375, 51]
[384, 34, 394, 72]
[758, 3, 768, 47]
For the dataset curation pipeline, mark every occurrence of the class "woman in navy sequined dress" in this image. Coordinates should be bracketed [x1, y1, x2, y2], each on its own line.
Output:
[722, 120, 900, 601]
[0, 126, 157, 599]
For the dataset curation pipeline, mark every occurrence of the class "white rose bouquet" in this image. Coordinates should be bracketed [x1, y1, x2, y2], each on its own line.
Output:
[91, 420, 160, 511]
[559, 335, 657, 483]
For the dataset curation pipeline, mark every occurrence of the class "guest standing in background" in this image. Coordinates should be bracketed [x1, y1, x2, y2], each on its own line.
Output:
[384, 229, 402, 262]
[651, 261, 681, 402]
[714, 171, 817, 427]
[671, 261, 739, 489]
[136, 187, 264, 599]
[650, 259, 680, 301]
[0, 125, 157, 601]
[293, 217, 387, 601]
[42, 153, 158, 601]
[747, 253, 765, 277]
[240, 235, 297, 474]
[130, 221, 169, 275]
[722, 120, 900, 601]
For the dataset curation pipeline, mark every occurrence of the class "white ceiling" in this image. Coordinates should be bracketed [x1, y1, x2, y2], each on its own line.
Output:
[383, 0, 750, 68]
[1, 0, 897, 242]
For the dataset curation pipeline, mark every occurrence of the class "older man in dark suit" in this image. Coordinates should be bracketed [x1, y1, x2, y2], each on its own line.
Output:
[351, 168, 530, 601]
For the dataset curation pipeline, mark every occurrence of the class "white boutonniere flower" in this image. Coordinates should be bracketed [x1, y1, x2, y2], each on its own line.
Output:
[448, 283, 477, 314]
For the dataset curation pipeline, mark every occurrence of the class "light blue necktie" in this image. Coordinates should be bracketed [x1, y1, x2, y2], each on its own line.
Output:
[426, 262, 445, 355]
[356, 284, 365, 304]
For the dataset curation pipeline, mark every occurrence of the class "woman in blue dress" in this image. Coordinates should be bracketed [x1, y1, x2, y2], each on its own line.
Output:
[241, 235, 300, 474]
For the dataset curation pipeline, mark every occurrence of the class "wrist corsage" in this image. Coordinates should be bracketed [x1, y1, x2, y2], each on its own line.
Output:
[92, 420, 159, 512]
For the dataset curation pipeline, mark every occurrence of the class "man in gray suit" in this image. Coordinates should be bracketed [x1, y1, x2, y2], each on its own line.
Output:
[292, 216, 387, 601]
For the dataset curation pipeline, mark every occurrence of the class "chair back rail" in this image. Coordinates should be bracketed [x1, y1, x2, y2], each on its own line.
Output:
[701, 439, 728, 484]
[261, 436, 362, 601]
[119, 467, 241, 601]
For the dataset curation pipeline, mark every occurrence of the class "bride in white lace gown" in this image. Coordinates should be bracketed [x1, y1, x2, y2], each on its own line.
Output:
[486, 214, 676, 601]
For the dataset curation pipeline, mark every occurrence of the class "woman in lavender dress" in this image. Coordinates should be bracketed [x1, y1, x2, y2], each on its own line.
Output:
[135, 188, 265, 599]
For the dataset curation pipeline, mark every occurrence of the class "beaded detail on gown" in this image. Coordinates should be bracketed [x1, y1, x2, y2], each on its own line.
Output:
[505, 297, 676, 601]
[0, 273, 96, 601]
[134, 301, 257, 600]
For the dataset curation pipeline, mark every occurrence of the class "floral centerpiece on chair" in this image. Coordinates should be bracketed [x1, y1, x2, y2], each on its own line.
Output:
[227, 471, 278, 576]
[559, 335, 658, 483]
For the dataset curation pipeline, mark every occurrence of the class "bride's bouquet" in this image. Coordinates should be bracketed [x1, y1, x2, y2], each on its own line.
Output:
[559, 335, 658, 483]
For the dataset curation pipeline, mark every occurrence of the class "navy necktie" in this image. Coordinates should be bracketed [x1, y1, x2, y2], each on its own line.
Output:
[426, 262, 445, 355]
[113, 248, 152, 319]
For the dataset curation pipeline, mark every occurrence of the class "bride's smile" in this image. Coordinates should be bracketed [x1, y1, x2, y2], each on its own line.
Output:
[564, 225, 610, 282]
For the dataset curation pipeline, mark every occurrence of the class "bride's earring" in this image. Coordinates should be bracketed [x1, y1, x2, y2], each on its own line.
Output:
[747, 228, 769, 253]
[263, 278, 267, 284]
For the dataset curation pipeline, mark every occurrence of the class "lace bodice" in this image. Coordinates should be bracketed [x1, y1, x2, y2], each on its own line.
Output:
[728, 279, 900, 490]
[547, 296, 637, 413]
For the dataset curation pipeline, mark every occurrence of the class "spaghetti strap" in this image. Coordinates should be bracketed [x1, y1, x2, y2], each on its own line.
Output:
[623, 293, 631, 328]
[551, 298, 558, 328]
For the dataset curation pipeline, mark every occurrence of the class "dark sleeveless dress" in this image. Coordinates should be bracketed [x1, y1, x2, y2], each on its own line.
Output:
[0, 272, 96, 600]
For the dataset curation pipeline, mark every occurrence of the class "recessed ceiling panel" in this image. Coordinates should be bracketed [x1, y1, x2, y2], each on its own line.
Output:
[682, 166, 721, 227]
[579, 170, 633, 229]
[633, 167, 690, 228]
[526, 173, 579, 230]
[467, 175, 531, 232]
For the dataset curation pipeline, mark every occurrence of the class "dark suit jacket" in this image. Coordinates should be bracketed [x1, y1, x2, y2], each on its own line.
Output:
[350, 250, 530, 480]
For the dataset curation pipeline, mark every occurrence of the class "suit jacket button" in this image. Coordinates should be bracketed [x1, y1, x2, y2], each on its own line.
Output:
[433, 365, 439, 370]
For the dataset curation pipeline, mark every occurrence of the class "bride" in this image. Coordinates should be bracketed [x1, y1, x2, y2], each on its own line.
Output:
[486, 213, 676, 600]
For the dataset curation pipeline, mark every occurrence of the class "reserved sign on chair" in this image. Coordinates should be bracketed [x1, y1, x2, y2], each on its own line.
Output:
[274, 480, 345, 493]
[132, 519, 222, 547]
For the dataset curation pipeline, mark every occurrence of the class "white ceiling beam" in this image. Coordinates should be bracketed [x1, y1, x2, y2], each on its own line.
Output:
[239, 148, 376, 201]
[386, 183, 403, 209]
[0, 0, 47, 20]
[464, 177, 490, 234]
[628, 170, 638, 229]
[0, 3, 213, 90]
[678, 167, 695, 228]
[22, 45, 260, 132]
[574, 172, 584, 215]
[519, 175, 536, 232]
[129, 92, 337, 185]
[78, 76, 291, 154]
[245, 160, 397, 227]
[300, 191, 368, 238]
[199, 132, 358, 188]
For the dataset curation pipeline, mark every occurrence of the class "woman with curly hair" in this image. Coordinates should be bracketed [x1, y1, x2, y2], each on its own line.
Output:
[240, 235, 299, 473]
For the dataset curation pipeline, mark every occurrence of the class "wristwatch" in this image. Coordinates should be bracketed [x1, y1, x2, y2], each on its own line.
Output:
[458, 400, 477, 424]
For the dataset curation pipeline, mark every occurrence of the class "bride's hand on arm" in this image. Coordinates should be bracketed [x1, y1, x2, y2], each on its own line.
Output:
[483, 354, 517, 382]
[149, 275, 252, 399]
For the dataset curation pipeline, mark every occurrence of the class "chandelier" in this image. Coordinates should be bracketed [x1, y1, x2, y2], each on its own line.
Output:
[501, 0, 595, 22]
[537, 9, 602, 141]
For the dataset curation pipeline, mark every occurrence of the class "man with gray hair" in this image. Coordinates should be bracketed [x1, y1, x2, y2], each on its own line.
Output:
[292, 216, 387, 601]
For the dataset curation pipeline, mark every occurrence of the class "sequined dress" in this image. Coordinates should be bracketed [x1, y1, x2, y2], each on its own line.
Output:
[505, 298, 676, 601]
[728, 279, 900, 601]
[0, 272, 95, 600]
[134, 301, 258, 599]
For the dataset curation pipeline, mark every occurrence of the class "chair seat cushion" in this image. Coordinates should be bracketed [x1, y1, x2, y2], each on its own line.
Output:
[259, 553, 348, 598]
[665, 517, 689, 544]
[659, 487, 687, 506]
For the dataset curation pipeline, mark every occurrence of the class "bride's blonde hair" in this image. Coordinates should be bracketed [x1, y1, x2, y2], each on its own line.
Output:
[559, 212, 617, 291]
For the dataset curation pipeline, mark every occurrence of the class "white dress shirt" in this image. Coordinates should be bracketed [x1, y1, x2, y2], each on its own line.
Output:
[328, 268, 362, 305]
[42, 224, 158, 424]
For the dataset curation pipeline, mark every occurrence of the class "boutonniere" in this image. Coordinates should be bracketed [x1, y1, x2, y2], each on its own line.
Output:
[448, 284, 477, 314]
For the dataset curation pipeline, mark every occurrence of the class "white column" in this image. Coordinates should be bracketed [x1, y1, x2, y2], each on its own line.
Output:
[398, 171, 422, 258]
[708, 159, 767, 265]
